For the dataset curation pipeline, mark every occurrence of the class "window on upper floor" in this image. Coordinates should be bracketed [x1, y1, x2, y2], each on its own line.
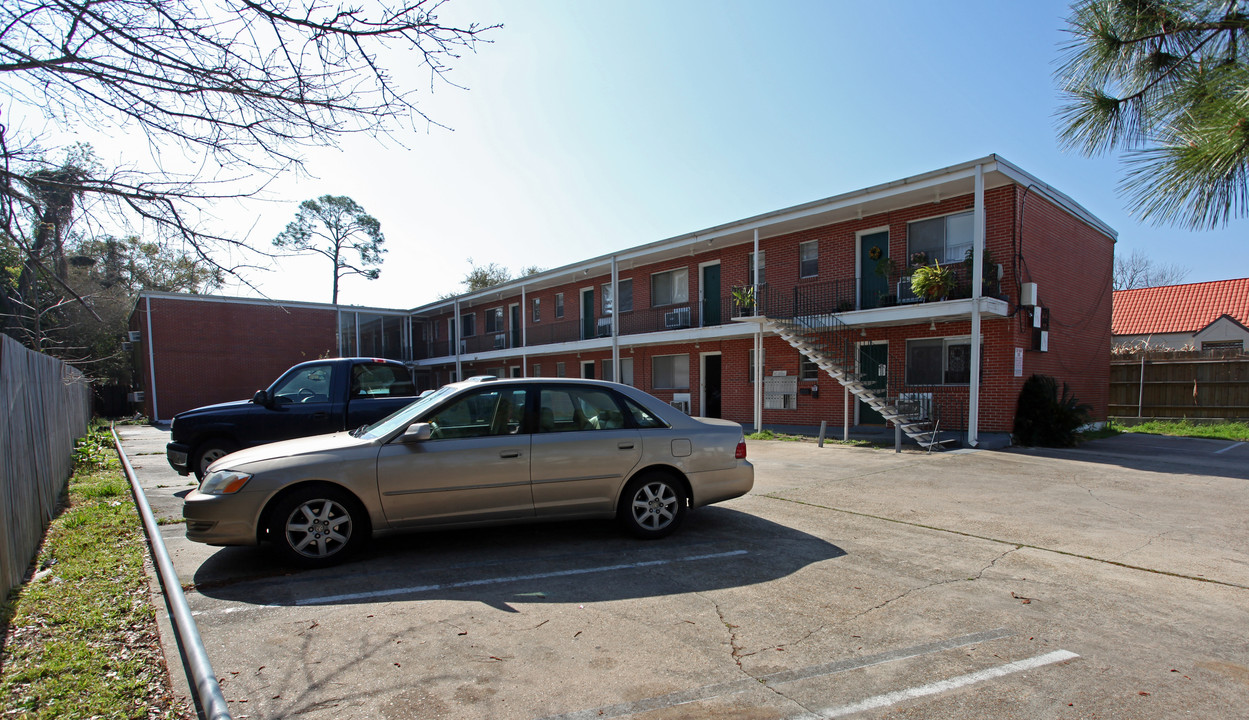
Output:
[799, 241, 818, 278]
[485, 307, 503, 334]
[747, 251, 766, 286]
[555, 293, 565, 319]
[618, 279, 633, 312]
[651, 269, 688, 307]
[532, 298, 541, 323]
[909, 211, 973, 265]
[460, 313, 476, 337]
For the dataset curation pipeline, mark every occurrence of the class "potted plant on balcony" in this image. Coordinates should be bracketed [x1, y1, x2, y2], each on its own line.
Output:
[911, 261, 954, 301]
[733, 285, 756, 316]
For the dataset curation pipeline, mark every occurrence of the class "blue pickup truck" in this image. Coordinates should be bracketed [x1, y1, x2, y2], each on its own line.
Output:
[166, 358, 420, 478]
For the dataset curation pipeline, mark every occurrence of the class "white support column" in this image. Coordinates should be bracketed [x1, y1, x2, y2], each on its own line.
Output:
[611, 256, 619, 382]
[520, 285, 528, 377]
[753, 229, 763, 433]
[968, 164, 985, 447]
[453, 298, 463, 382]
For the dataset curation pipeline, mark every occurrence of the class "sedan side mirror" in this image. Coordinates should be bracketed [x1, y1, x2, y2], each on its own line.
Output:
[402, 422, 433, 442]
[252, 390, 271, 406]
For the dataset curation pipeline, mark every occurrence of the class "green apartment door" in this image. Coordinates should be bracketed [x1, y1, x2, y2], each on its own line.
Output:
[702, 264, 721, 326]
[581, 288, 595, 340]
[859, 231, 889, 309]
[858, 342, 888, 425]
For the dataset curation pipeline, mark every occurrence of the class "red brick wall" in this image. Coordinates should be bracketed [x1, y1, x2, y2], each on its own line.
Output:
[131, 297, 337, 420]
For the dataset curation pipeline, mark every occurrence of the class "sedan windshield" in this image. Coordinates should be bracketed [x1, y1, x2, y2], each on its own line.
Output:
[357, 385, 457, 440]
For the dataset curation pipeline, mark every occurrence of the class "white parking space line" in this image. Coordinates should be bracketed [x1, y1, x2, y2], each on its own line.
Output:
[293, 549, 749, 605]
[818, 649, 1080, 718]
[536, 629, 1013, 720]
[1214, 441, 1245, 455]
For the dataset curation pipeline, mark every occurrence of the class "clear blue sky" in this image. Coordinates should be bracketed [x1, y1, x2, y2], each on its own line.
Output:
[212, 0, 1247, 308]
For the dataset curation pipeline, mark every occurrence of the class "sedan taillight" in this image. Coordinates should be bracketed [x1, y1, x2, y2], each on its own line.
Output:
[735, 441, 747, 459]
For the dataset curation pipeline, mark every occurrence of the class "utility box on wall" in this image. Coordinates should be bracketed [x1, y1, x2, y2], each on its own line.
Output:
[1031, 306, 1050, 352]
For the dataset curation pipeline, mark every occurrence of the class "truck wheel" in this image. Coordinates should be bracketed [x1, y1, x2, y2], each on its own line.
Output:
[193, 439, 238, 479]
[269, 485, 365, 567]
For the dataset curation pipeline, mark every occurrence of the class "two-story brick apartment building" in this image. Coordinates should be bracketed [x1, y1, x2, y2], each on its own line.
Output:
[131, 155, 1114, 447]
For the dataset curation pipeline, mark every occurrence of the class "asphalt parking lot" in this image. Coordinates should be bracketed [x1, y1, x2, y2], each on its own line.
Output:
[117, 426, 1249, 719]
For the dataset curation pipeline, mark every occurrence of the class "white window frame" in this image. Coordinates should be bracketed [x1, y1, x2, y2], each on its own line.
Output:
[799, 240, 818, 278]
[905, 335, 979, 386]
[652, 354, 690, 390]
[650, 268, 689, 307]
[747, 250, 766, 287]
[908, 210, 973, 265]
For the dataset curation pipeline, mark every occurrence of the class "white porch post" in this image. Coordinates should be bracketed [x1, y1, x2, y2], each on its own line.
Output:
[611, 256, 619, 382]
[968, 164, 985, 447]
[753, 229, 763, 433]
[453, 298, 462, 382]
[520, 285, 528, 377]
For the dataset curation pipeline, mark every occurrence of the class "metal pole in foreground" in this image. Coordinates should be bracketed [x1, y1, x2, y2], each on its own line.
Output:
[112, 427, 232, 720]
[818, 420, 827, 448]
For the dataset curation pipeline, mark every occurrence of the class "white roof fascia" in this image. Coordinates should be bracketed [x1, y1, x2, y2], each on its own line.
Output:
[133, 290, 407, 315]
[988, 157, 1118, 240]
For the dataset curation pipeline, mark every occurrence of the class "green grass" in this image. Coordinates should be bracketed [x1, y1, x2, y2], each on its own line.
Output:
[745, 429, 875, 447]
[1113, 418, 1249, 442]
[1, 425, 183, 719]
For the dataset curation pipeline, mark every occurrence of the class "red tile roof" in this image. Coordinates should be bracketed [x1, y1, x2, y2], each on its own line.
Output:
[1112, 278, 1249, 335]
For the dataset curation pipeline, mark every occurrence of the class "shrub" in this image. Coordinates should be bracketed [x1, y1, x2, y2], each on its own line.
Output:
[1013, 374, 1092, 447]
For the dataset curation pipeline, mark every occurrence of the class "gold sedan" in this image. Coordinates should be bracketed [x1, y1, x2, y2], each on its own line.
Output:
[184, 377, 754, 566]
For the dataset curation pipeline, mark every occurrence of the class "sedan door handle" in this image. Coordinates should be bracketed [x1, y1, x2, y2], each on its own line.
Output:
[312, 412, 329, 421]
[617, 442, 635, 450]
[500, 450, 522, 459]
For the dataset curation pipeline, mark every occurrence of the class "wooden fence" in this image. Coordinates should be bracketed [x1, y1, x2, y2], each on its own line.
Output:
[1110, 350, 1249, 419]
[1, 334, 93, 600]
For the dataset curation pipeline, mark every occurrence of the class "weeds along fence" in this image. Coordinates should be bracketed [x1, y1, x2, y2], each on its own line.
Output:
[1110, 349, 1249, 420]
[1, 334, 93, 599]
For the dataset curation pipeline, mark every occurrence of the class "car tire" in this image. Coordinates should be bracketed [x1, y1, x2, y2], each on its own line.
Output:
[193, 439, 238, 480]
[269, 485, 365, 567]
[618, 471, 686, 539]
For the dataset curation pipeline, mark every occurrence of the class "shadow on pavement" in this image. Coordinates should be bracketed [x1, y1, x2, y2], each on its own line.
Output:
[192, 506, 845, 610]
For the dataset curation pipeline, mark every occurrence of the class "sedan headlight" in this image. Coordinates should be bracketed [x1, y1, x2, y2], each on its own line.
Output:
[200, 470, 252, 495]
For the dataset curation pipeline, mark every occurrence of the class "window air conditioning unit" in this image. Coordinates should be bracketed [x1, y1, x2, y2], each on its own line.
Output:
[493, 333, 507, 350]
[127, 391, 145, 403]
[127, 330, 141, 342]
[896, 392, 932, 421]
[597, 318, 613, 337]
[897, 280, 922, 304]
[664, 307, 691, 329]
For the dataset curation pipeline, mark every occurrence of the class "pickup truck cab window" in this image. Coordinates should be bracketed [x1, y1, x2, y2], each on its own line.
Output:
[272, 363, 336, 404]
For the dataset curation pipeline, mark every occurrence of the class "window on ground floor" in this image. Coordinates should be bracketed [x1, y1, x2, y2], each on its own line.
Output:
[906, 337, 977, 385]
[652, 354, 689, 389]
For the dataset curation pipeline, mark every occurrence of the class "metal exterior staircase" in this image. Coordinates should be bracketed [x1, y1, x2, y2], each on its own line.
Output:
[760, 315, 949, 449]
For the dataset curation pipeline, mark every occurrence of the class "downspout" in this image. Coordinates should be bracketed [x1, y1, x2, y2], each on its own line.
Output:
[453, 298, 462, 381]
[753, 229, 763, 433]
[611, 256, 620, 382]
[145, 295, 159, 422]
[968, 164, 984, 447]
